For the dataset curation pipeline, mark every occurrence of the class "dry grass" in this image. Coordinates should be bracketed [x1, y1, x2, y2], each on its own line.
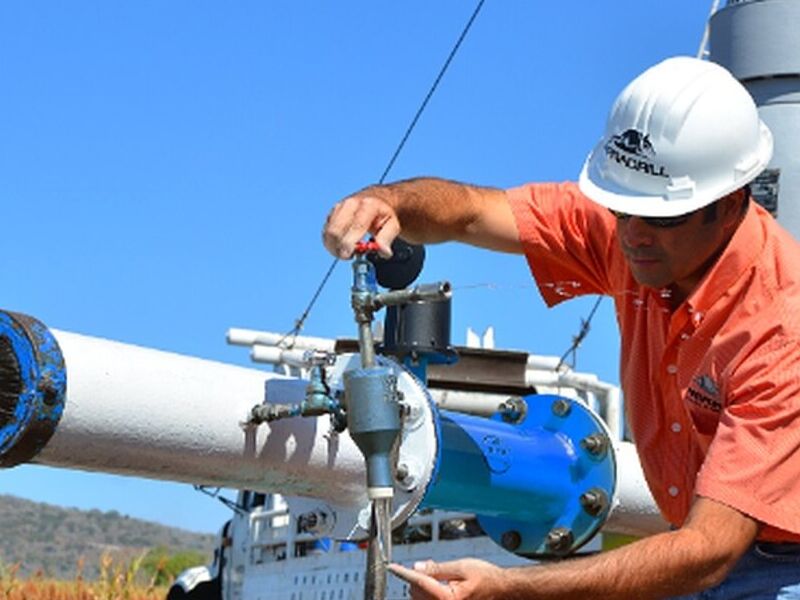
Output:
[0, 554, 170, 600]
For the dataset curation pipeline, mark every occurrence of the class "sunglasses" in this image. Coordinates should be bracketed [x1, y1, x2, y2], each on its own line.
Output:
[608, 209, 693, 229]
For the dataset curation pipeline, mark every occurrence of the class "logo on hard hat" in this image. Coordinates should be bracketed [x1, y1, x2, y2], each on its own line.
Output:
[604, 128, 669, 179]
[610, 129, 654, 158]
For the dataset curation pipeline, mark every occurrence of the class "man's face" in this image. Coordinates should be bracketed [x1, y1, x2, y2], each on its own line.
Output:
[614, 194, 743, 305]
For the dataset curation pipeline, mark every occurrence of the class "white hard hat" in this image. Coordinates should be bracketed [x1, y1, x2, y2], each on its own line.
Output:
[578, 56, 773, 217]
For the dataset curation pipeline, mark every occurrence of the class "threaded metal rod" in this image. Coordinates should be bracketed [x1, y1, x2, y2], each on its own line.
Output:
[364, 497, 392, 600]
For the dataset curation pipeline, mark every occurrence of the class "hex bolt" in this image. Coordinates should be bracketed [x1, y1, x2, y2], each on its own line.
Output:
[40, 384, 58, 406]
[395, 463, 409, 481]
[546, 527, 574, 556]
[580, 487, 610, 517]
[551, 398, 571, 417]
[298, 512, 319, 532]
[581, 433, 609, 457]
[499, 396, 526, 424]
[395, 462, 418, 491]
[500, 530, 522, 552]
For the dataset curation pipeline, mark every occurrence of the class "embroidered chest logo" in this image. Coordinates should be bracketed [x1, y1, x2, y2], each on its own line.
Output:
[686, 374, 722, 412]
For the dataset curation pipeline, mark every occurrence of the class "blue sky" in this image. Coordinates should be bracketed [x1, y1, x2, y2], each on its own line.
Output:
[0, 2, 713, 533]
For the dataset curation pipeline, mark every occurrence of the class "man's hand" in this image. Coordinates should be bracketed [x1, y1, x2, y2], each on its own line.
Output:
[388, 558, 507, 600]
[323, 191, 400, 259]
[388, 498, 758, 599]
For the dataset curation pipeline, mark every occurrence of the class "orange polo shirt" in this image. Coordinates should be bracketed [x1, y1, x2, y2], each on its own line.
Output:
[508, 181, 800, 542]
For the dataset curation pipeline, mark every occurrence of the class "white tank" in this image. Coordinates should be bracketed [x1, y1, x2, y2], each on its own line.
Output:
[710, 0, 800, 238]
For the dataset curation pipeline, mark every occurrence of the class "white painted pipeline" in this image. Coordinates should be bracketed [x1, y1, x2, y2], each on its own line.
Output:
[605, 442, 668, 537]
[37, 331, 368, 507]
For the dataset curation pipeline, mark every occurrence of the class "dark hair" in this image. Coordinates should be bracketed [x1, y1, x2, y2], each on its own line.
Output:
[701, 185, 750, 224]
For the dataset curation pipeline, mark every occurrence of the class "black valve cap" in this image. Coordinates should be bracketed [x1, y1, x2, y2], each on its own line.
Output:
[369, 238, 425, 290]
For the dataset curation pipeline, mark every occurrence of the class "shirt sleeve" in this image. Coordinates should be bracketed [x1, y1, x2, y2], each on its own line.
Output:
[696, 331, 800, 537]
[506, 182, 619, 307]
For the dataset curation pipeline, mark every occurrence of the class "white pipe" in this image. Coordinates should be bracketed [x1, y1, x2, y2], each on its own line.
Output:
[250, 345, 326, 369]
[227, 328, 336, 352]
[429, 389, 507, 416]
[525, 355, 562, 371]
[603, 387, 624, 442]
[605, 442, 668, 537]
[38, 330, 368, 507]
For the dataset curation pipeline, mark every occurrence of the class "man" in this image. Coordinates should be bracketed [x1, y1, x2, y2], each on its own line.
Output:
[323, 57, 800, 599]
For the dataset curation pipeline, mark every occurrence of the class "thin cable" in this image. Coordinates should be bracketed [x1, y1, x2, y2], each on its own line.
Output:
[193, 485, 248, 516]
[378, 0, 486, 184]
[277, 258, 338, 346]
[284, 0, 487, 343]
[556, 295, 603, 371]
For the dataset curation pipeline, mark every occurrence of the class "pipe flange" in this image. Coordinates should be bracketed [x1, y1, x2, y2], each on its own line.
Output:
[0, 310, 66, 467]
[317, 352, 437, 540]
[475, 394, 617, 557]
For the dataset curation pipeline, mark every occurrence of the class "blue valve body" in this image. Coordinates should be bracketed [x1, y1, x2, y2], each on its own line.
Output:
[420, 394, 616, 556]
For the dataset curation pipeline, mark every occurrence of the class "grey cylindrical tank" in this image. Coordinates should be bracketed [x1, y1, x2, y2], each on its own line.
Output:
[710, 0, 800, 238]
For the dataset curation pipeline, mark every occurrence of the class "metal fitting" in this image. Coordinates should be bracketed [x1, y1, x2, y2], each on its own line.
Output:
[249, 403, 299, 424]
[551, 398, 571, 417]
[545, 527, 574, 556]
[395, 462, 418, 492]
[580, 433, 609, 457]
[498, 396, 526, 424]
[500, 530, 522, 552]
[303, 350, 336, 367]
[303, 365, 334, 416]
[373, 281, 452, 309]
[579, 487, 610, 517]
[298, 510, 328, 534]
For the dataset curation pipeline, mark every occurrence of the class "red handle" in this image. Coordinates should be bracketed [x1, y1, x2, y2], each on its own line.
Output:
[354, 240, 380, 254]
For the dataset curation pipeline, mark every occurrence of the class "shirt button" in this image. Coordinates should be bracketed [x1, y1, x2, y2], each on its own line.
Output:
[671, 422, 682, 433]
[680, 333, 690, 341]
[668, 486, 679, 497]
[666, 364, 678, 375]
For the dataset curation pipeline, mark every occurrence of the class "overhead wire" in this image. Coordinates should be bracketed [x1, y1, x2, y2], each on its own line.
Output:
[280, 0, 487, 346]
[556, 295, 603, 372]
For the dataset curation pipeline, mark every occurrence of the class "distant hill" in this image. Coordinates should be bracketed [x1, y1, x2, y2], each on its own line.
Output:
[0, 494, 218, 579]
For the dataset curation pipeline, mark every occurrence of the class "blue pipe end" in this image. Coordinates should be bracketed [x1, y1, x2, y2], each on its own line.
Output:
[421, 394, 616, 557]
[481, 395, 616, 557]
[0, 310, 66, 467]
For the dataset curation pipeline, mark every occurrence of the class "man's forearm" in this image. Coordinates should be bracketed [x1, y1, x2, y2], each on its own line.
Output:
[361, 177, 518, 251]
[362, 178, 488, 244]
[501, 528, 737, 599]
